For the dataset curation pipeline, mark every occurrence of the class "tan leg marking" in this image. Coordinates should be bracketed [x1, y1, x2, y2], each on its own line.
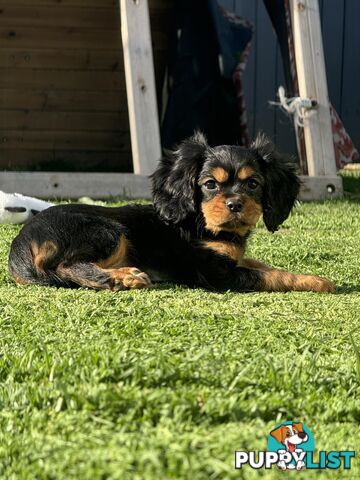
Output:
[240, 258, 335, 292]
[13, 275, 31, 285]
[97, 236, 150, 290]
[56, 264, 151, 291]
[260, 269, 336, 293]
[31, 240, 58, 272]
[96, 234, 129, 269]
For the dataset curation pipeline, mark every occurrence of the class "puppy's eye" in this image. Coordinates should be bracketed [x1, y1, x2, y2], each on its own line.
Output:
[247, 178, 259, 190]
[204, 180, 217, 190]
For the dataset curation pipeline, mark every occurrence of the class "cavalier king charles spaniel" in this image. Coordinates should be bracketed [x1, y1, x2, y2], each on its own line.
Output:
[9, 132, 335, 293]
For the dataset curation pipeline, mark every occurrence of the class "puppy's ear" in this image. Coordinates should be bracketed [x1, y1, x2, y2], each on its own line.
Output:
[251, 133, 300, 232]
[151, 132, 208, 223]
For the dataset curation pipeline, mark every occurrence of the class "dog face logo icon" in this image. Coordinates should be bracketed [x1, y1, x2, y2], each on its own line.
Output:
[267, 421, 314, 470]
[271, 422, 308, 453]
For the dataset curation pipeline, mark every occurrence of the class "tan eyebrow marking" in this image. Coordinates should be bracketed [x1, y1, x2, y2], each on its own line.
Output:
[211, 167, 229, 183]
[237, 166, 255, 180]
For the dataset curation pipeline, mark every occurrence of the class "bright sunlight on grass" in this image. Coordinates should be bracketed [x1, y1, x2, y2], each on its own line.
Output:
[0, 179, 359, 479]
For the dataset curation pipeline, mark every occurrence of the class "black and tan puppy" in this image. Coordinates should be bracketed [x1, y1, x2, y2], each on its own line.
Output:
[8, 133, 335, 293]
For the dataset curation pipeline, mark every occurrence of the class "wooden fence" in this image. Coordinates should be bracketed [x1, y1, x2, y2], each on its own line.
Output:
[0, 0, 172, 172]
[219, 0, 360, 154]
[0, 0, 358, 172]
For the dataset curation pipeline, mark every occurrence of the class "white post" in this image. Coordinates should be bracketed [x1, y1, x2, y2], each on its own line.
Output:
[120, 0, 162, 175]
[290, 0, 336, 177]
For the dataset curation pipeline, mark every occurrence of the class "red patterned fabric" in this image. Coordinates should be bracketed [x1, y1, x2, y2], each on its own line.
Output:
[283, 0, 358, 169]
[223, 1, 359, 168]
[330, 105, 360, 168]
[232, 40, 252, 147]
[220, 7, 253, 147]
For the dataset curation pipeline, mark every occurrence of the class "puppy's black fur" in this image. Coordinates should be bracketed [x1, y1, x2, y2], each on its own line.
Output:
[8, 133, 335, 293]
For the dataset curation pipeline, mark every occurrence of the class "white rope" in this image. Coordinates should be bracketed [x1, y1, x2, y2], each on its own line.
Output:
[270, 86, 317, 127]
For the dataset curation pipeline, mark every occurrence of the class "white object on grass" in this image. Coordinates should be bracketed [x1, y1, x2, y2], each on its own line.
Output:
[0, 191, 54, 224]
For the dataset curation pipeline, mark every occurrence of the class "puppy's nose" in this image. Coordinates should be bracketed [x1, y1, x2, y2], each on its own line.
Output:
[226, 198, 243, 212]
[298, 432, 307, 439]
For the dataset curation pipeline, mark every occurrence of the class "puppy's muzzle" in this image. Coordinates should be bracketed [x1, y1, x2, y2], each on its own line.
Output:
[226, 198, 243, 213]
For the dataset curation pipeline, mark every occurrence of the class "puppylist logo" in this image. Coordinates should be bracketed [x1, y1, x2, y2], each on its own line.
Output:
[235, 421, 355, 471]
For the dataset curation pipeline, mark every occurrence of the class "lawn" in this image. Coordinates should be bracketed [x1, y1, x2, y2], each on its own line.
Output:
[0, 180, 359, 479]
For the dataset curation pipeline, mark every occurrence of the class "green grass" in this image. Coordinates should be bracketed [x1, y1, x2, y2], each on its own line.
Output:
[0, 193, 359, 479]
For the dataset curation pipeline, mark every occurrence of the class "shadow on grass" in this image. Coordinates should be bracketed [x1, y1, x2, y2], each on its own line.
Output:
[341, 172, 360, 203]
[152, 283, 360, 294]
[343, 194, 360, 204]
[335, 284, 360, 294]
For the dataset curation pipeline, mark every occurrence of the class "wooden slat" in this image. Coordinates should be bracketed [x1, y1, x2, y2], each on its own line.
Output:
[0, 171, 151, 199]
[290, 0, 336, 177]
[0, 0, 170, 8]
[0, 48, 123, 70]
[120, 0, 161, 175]
[0, 4, 172, 32]
[0, 149, 132, 171]
[0, 1, 118, 8]
[0, 89, 127, 112]
[0, 5, 119, 29]
[0, 26, 119, 50]
[0, 110, 129, 131]
[0, 26, 166, 51]
[0, 171, 342, 201]
[0, 68, 126, 91]
[0, 130, 130, 151]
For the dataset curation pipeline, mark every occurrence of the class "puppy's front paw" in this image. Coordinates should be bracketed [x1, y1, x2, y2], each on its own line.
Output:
[109, 267, 152, 291]
[292, 273, 336, 293]
[122, 268, 152, 289]
[310, 275, 336, 293]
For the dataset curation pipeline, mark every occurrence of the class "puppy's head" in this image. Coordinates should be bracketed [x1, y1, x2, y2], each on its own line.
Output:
[152, 132, 300, 234]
